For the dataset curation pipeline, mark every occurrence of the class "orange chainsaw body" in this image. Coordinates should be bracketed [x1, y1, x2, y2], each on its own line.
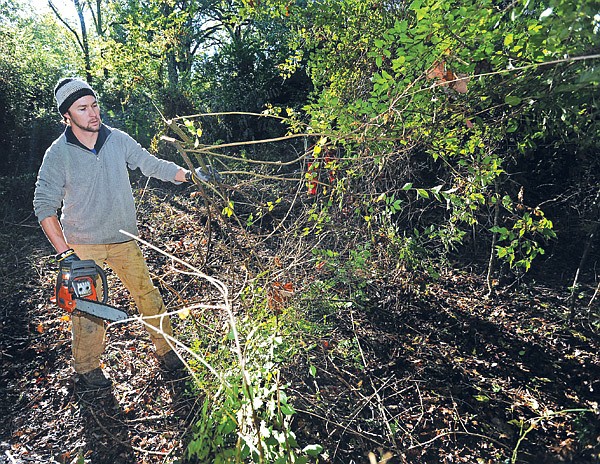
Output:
[53, 260, 104, 312]
[51, 259, 127, 322]
[55, 273, 98, 313]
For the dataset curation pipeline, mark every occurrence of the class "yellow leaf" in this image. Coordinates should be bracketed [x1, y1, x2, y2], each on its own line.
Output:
[178, 308, 190, 320]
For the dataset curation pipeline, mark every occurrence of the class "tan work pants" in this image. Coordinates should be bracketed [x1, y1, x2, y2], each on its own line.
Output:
[70, 240, 173, 373]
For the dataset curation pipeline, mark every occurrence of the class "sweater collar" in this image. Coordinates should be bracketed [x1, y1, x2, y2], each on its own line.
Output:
[65, 124, 111, 154]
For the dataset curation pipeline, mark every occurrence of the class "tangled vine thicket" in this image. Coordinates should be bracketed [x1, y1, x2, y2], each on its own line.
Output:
[145, 104, 599, 462]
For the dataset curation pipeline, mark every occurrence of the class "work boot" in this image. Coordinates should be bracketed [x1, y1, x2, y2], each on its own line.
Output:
[158, 349, 185, 372]
[79, 367, 111, 389]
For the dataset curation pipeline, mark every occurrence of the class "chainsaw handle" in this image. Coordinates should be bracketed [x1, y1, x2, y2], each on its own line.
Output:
[96, 264, 108, 304]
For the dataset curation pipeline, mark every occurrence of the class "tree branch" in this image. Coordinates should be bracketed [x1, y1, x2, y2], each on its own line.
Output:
[47, 0, 84, 52]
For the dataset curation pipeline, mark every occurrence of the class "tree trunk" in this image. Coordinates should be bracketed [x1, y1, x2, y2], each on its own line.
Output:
[485, 183, 500, 298]
[48, 0, 92, 82]
[73, 0, 92, 82]
[569, 188, 600, 321]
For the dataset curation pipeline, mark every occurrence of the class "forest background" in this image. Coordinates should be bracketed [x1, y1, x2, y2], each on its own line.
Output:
[0, 0, 599, 463]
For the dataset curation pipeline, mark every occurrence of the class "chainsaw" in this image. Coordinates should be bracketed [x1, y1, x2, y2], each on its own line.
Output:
[52, 259, 128, 322]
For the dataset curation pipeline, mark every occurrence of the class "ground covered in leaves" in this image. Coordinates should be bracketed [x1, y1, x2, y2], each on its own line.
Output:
[1, 186, 599, 464]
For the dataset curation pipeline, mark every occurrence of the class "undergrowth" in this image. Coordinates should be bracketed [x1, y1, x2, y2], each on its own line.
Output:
[183, 285, 325, 464]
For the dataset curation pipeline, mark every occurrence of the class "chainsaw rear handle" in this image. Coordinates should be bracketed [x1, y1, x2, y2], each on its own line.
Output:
[92, 262, 108, 304]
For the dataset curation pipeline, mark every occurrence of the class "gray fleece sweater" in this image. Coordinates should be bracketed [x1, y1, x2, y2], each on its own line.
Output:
[34, 125, 181, 244]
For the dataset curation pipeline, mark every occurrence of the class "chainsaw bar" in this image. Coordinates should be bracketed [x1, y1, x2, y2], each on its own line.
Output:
[74, 298, 128, 322]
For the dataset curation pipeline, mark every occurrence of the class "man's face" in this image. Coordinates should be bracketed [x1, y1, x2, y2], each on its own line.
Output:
[65, 95, 101, 133]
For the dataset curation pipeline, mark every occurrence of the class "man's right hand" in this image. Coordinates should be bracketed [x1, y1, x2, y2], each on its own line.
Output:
[56, 248, 80, 267]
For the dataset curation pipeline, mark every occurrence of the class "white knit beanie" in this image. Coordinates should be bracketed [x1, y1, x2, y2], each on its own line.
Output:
[54, 78, 96, 115]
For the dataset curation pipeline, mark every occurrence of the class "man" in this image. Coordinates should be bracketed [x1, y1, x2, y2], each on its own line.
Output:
[34, 78, 204, 389]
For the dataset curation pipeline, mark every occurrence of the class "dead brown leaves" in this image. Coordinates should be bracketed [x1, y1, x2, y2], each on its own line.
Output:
[427, 60, 470, 94]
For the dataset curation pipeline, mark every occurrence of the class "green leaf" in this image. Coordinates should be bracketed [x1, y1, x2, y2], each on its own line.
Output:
[504, 95, 522, 106]
[506, 119, 519, 133]
[415, 7, 429, 21]
[280, 402, 296, 416]
[302, 444, 324, 457]
[417, 189, 430, 199]
[504, 33, 514, 46]
[401, 182, 413, 190]
[490, 226, 509, 235]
